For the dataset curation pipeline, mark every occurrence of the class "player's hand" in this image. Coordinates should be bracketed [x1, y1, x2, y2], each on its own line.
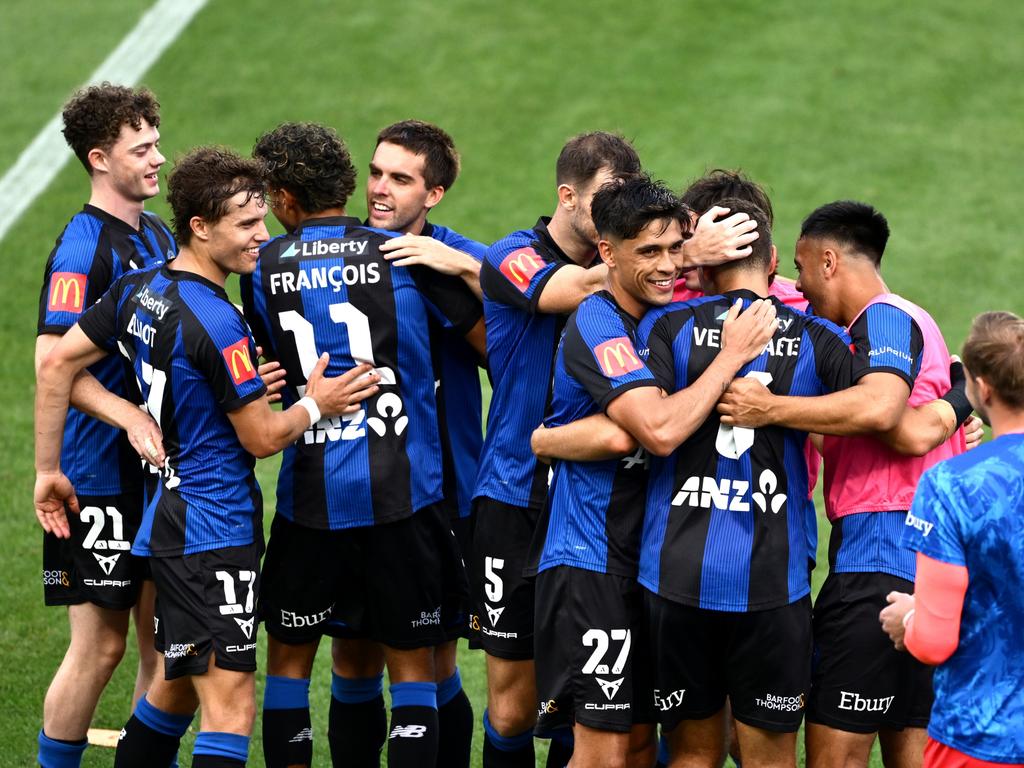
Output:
[682, 206, 759, 267]
[717, 377, 776, 428]
[720, 298, 776, 364]
[963, 415, 985, 450]
[879, 591, 915, 651]
[122, 408, 166, 467]
[305, 354, 379, 418]
[256, 347, 287, 404]
[381, 235, 477, 277]
[34, 470, 78, 538]
[530, 425, 552, 464]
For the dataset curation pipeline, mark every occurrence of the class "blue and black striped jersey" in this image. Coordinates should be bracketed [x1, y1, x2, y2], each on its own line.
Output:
[475, 217, 596, 510]
[240, 216, 482, 530]
[639, 290, 853, 611]
[78, 265, 266, 557]
[421, 222, 486, 520]
[37, 205, 175, 496]
[535, 291, 655, 578]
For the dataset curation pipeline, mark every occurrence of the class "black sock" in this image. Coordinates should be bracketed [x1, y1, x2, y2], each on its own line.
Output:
[262, 676, 312, 768]
[387, 682, 438, 768]
[191, 757, 244, 768]
[328, 673, 386, 768]
[545, 728, 574, 768]
[482, 709, 534, 768]
[436, 669, 473, 768]
[114, 696, 192, 768]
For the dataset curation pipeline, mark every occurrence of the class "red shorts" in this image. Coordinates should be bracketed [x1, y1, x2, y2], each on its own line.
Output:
[925, 738, 1023, 768]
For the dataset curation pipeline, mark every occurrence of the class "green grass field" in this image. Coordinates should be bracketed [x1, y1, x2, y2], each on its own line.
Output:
[1, 0, 1021, 765]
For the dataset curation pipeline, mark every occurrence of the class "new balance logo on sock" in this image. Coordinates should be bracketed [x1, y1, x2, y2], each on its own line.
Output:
[390, 724, 427, 739]
[119, 728, 127, 741]
[289, 727, 313, 743]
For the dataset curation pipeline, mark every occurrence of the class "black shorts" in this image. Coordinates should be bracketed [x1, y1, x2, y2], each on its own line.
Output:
[264, 505, 467, 649]
[469, 497, 541, 660]
[43, 491, 147, 610]
[646, 590, 812, 734]
[152, 543, 261, 680]
[807, 571, 934, 733]
[535, 566, 654, 734]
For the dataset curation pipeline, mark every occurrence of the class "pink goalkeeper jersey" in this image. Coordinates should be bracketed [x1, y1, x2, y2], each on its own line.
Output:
[822, 293, 967, 522]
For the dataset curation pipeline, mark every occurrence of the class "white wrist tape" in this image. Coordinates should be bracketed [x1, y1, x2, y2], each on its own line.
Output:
[902, 608, 916, 629]
[296, 396, 321, 428]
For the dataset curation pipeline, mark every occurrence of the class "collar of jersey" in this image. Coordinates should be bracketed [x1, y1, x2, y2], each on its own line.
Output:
[296, 215, 363, 234]
[83, 203, 150, 236]
[159, 264, 228, 297]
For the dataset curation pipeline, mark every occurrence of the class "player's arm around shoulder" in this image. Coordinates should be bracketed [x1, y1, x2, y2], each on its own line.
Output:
[227, 356, 379, 458]
[531, 416, 638, 463]
[612, 298, 777, 456]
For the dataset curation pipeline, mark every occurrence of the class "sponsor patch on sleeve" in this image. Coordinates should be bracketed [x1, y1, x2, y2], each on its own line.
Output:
[48, 272, 88, 313]
[222, 338, 257, 385]
[499, 247, 545, 293]
[594, 336, 644, 378]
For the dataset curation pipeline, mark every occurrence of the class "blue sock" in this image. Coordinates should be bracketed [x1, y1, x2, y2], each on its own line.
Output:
[328, 672, 386, 766]
[263, 675, 311, 710]
[134, 695, 194, 737]
[37, 730, 87, 768]
[193, 731, 249, 760]
[482, 710, 533, 767]
[436, 668, 463, 708]
[388, 682, 439, 766]
[331, 671, 384, 703]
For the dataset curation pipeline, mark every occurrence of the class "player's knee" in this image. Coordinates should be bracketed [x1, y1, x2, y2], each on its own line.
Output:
[78, 629, 128, 674]
[487, 696, 535, 735]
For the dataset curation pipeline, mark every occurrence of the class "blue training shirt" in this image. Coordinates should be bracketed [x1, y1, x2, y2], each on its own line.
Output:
[901, 434, 1024, 763]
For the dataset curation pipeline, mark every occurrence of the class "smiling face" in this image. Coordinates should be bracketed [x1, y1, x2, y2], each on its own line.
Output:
[602, 217, 686, 317]
[94, 119, 165, 203]
[365, 141, 442, 233]
[202, 190, 269, 278]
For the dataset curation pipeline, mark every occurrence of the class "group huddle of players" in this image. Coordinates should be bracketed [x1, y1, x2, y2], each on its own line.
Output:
[30, 82, 1023, 768]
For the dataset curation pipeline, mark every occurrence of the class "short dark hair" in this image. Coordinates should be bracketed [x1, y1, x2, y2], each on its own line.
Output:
[555, 131, 641, 188]
[61, 83, 161, 173]
[253, 122, 356, 214]
[680, 169, 774, 226]
[167, 147, 265, 246]
[799, 200, 890, 265]
[376, 120, 460, 191]
[591, 175, 691, 242]
[710, 197, 773, 273]
[962, 311, 1024, 408]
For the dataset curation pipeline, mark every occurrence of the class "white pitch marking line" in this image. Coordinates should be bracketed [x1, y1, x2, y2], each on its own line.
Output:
[0, 0, 208, 243]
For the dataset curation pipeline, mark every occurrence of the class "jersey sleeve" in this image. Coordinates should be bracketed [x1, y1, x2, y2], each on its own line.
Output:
[37, 226, 113, 336]
[77, 277, 129, 354]
[408, 265, 483, 336]
[848, 303, 924, 388]
[805, 316, 855, 393]
[191, 307, 267, 413]
[900, 465, 967, 567]
[480, 238, 565, 314]
[643, 310, 689, 394]
[429, 224, 487, 260]
[562, 305, 657, 411]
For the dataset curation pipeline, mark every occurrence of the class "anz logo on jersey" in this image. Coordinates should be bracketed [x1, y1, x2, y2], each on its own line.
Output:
[671, 469, 787, 514]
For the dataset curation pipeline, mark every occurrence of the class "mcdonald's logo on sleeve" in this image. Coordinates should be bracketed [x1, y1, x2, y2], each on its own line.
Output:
[499, 247, 545, 293]
[593, 337, 645, 378]
[222, 338, 257, 385]
[47, 272, 87, 313]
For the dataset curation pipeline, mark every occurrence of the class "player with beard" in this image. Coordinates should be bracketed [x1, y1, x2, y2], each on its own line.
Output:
[35, 146, 378, 768]
[717, 201, 973, 768]
[34, 83, 174, 768]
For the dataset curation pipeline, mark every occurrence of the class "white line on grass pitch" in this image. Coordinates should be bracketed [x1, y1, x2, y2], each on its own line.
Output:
[0, 0, 209, 243]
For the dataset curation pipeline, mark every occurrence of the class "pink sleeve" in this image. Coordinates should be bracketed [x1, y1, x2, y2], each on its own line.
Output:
[905, 552, 969, 665]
